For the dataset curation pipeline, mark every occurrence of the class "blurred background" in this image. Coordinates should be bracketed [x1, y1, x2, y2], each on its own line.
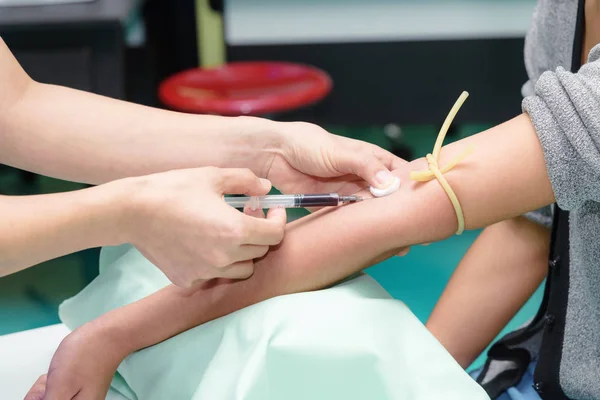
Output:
[0, 0, 543, 369]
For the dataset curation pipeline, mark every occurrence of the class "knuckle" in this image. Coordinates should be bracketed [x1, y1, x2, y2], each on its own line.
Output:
[240, 167, 254, 176]
[290, 121, 309, 129]
[210, 250, 231, 268]
[218, 219, 245, 241]
[239, 168, 256, 182]
[359, 154, 374, 169]
[201, 167, 220, 186]
[233, 217, 250, 240]
[227, 221, 247, 243]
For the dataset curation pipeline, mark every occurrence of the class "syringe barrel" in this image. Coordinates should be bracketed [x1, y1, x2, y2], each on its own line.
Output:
[225, 194, 297, 209]
[225, 193, 340, 209]
[296, 193, 340, 207]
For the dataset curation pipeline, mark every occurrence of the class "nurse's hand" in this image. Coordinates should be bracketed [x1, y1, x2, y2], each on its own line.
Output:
[269, 123, 409, 255]
[119, 167, 286, 288]
[268, 121, 407, 195]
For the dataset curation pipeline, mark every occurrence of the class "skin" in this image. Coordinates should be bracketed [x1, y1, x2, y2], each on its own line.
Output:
[0, 40, 397, 188]
[26, 113, 557, 400]
[0, 38, 402, 286]
[584, 0, 600, 64]
[427, 0, 600, 367]
[24, 3, 600, 396]
[0, 168, 288, 285]
[426, 217, 550, 368]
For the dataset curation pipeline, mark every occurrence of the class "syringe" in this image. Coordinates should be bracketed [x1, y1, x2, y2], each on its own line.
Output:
[225, 193, 363, 209]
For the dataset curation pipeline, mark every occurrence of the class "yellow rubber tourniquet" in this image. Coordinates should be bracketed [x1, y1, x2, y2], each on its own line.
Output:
[409, 91, 474, 235]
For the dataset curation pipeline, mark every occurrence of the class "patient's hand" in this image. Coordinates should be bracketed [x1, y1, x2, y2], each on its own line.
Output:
[25, 322, 126, 400]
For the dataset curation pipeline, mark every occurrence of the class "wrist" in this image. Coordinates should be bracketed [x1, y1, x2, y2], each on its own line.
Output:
[226, 116, 284, 177]
[91, 178, 139, 246]
[70, 317, 133, 367]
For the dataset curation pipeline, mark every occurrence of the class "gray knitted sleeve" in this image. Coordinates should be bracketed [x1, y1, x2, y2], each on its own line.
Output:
[523, 44, 600, 211]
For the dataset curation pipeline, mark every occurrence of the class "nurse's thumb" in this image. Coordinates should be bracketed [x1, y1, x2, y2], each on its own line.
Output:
[217, 168, 272, 196]
[337, 151, 395, 189]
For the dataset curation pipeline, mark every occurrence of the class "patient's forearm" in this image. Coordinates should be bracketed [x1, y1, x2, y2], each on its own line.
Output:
[88, 113, 555, 357]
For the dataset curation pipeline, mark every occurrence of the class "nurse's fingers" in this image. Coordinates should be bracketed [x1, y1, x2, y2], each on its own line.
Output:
[229, 244, 270, 264]
[371, 144, 408, 171]
[217, 168, 272, 196]
[240, 207, 287, 245]
[333, 139, 407, 189]
[333, 147, 395, 189]
[216, 260, 255, 280]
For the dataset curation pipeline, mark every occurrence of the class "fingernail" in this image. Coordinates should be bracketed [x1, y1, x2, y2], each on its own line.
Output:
[259, 178, 271, 188]
[375, 170, 394, 186]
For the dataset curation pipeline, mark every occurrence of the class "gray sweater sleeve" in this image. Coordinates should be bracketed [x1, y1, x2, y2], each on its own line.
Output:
[523, 44, 600, 211]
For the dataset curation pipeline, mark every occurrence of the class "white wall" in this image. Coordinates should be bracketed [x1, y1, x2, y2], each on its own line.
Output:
[225, 0, 538, 46]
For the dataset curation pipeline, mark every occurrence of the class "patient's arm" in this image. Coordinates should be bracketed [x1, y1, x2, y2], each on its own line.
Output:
[426, 216, 550, 368]
[75, 113, 554, 356]
[32, 113, 555, 400]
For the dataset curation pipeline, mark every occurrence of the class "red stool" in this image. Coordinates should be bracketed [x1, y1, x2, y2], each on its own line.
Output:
[158, 61, 332, 116]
